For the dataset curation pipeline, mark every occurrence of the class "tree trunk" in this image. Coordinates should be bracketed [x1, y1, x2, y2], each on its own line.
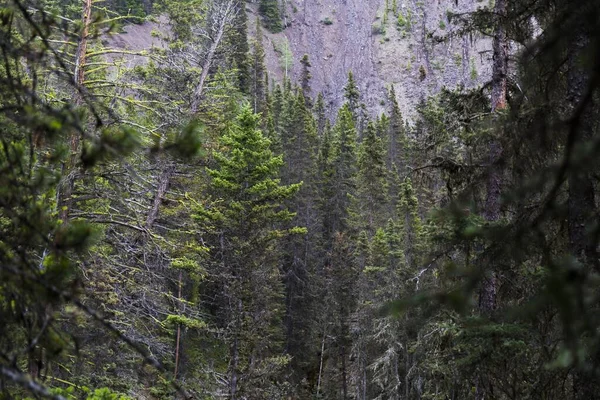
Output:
[341, 339, 348, 400]
[230, 298, 242, 400]
[476, 0, 508, 397]
[479, 0, 508, 314]
[190, 0, 235, 114]
[58, 0, 92, 223]
[146, 164, 174, 230]
[174, 270, 183, 380]
[316, 325, 327, 398]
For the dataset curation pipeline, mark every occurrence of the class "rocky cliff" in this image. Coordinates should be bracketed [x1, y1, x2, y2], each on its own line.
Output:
[107, 0, 493, 120]
[257, 0, 492, 119]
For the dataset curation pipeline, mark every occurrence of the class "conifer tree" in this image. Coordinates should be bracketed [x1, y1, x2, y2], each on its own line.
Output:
[314, 92, 328, 137]
[316, 105, 359, 399]
[300, 54, 313, 107]
[369, 180, 424, 400]
[197, 105, 302, 399]
[355, 121, 389, 234]
[259, 0, 283, 32]
[325, 232, 359, 400]
[270, 83, 284, 138]
[344, 71, 361, 122]
[249, 18, 267, 114]
[397, 178, 424, 266]
[350, 230, 371, 400]
[278, 89, 322, 385]
[387, 85, 407, 175]
[368, 227, 403, 400]
[230, 0, 250, 94]
[320, 104, 358, 248]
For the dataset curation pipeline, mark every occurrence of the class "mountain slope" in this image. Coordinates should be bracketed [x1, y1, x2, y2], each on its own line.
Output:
[257, 0, 492, 118]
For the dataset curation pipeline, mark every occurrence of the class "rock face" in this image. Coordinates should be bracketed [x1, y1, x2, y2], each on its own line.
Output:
[106, 0, 493, 119]
[257, 0, 492, 119]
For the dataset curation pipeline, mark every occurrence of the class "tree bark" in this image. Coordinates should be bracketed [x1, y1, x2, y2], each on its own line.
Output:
[316, 325, 327, 398]
[476, 0, 508, 398]
[174, 270, 183, 380]
[146, 164, 175, 230]
[479, 0, 508, 315]
[190, 0, 235, 114]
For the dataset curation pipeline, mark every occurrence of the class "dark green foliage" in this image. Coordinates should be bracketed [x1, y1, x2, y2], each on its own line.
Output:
[230, 0, 251, 94]
[300, 54, 312, 106]
[259, 0, 283, 33]
[250, 18, 267, 114]
[3, 0, 600, 398]
[321, 104, 357, 240]
[314, 92, 327, 137]
[343, 71, 360, 121]
[354, 121, 388, 233]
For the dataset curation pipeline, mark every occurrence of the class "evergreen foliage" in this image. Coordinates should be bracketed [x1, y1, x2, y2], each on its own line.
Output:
[2, 0, 600, 398]
[258, 0, 283, 33]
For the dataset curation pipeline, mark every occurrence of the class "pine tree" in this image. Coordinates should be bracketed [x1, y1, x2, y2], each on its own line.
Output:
[300, 54, 313, 107]
[249, 18, 267, 114]
[198, 105, 302, 399]
[230, 0, 250, 94]
[355, 121, 389, 234]
[314, 92, 327, 137]
[344, 71, 361, 122]
[259, 0, 283, 33]
[319, 104, 358, 255]
[277, 89, 322, 386]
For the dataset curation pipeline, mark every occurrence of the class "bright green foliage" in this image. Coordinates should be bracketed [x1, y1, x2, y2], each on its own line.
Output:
[204, 105, 300, 237]
[197, 105, 302, 397]
[276, 37, 294, 78]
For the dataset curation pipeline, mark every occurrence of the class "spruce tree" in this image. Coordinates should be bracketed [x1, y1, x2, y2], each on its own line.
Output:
[344, 71, 361, 122]
[259, 0, 283, 33]
[387, 85, 407, 174]
[278, 89, 322, 385]
[320, 104, 358, 245]
[249, 18, 267, 114]
[314, 92, 327, 137]
[231, 0, 250, 94]
[198, 105, 301, 399]
[300, 54, 313, 107]
[355, 121, 389, 234]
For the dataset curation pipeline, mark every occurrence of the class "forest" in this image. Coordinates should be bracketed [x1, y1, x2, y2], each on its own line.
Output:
[0, 0, 600, 399]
